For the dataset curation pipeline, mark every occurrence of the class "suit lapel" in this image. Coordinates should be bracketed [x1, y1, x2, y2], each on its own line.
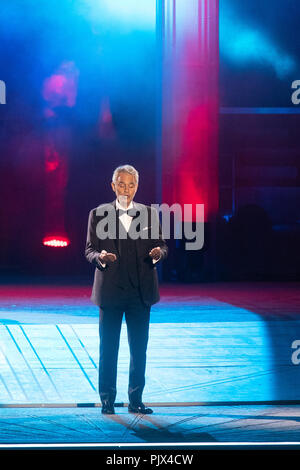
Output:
[110, 200, 120, 255]
[131, 202, 149, 258]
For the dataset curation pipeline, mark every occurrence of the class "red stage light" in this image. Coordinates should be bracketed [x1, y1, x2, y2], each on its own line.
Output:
[43, 237, 70, 248]
[160, 0, 219, 222]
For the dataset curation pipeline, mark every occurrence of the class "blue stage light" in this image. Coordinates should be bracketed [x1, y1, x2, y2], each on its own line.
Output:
[220, 2, 296, 78]
[77, 0, 156, 30]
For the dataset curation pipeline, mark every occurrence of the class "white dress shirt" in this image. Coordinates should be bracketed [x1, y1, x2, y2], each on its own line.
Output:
[116, 198, 134, 233]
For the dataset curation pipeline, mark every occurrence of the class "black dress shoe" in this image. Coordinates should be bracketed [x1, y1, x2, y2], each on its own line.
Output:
[101, 401, 115, 414]
[128, 403, 153, 414]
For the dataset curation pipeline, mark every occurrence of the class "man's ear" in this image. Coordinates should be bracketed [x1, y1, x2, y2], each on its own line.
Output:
[111, 181, 115, 192]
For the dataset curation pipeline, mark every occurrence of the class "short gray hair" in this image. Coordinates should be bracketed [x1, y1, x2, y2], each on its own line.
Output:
[112, 165, 139, 185]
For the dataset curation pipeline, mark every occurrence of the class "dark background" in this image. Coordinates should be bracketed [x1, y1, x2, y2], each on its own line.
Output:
[0, 0, 299, 282]
[217, 0, 300, 282]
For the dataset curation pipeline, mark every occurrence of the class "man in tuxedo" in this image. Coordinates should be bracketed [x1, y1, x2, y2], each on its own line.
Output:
[85, 165, 168, 415]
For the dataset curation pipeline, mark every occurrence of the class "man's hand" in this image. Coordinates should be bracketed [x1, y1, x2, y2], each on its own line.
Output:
[149, 246, 162, 261]
[99, 250, 117, 264]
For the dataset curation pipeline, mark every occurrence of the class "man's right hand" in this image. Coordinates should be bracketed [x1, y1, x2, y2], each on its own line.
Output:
[99, 250, 117, 264]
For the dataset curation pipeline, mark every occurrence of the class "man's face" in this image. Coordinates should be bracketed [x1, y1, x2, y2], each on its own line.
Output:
[111, 171, 138, 208]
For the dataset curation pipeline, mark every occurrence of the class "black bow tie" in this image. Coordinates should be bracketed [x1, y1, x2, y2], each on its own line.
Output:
[117, 208, 139, 219]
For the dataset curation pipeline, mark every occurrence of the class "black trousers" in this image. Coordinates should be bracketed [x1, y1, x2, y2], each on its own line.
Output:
[98, 286, 151, 405]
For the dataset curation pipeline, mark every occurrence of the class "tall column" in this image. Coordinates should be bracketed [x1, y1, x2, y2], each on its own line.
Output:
[159, 0, 219, 222]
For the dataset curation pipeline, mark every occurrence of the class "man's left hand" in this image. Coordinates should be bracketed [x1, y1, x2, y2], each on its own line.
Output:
[149, 246, 162, 261]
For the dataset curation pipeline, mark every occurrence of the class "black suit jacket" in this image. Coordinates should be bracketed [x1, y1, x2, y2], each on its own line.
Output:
[85, 200, 168, 308]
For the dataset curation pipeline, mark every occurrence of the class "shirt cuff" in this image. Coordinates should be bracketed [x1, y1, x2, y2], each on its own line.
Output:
[98, 250, 107, 268]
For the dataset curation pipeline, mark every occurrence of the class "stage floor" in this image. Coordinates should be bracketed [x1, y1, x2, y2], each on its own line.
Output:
[0, 281, 299, 445]
[0, 404, 300, 445]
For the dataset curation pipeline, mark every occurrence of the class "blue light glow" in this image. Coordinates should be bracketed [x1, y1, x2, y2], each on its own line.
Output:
[220, 2, 296, 78]
[77, 0, 156, 31]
